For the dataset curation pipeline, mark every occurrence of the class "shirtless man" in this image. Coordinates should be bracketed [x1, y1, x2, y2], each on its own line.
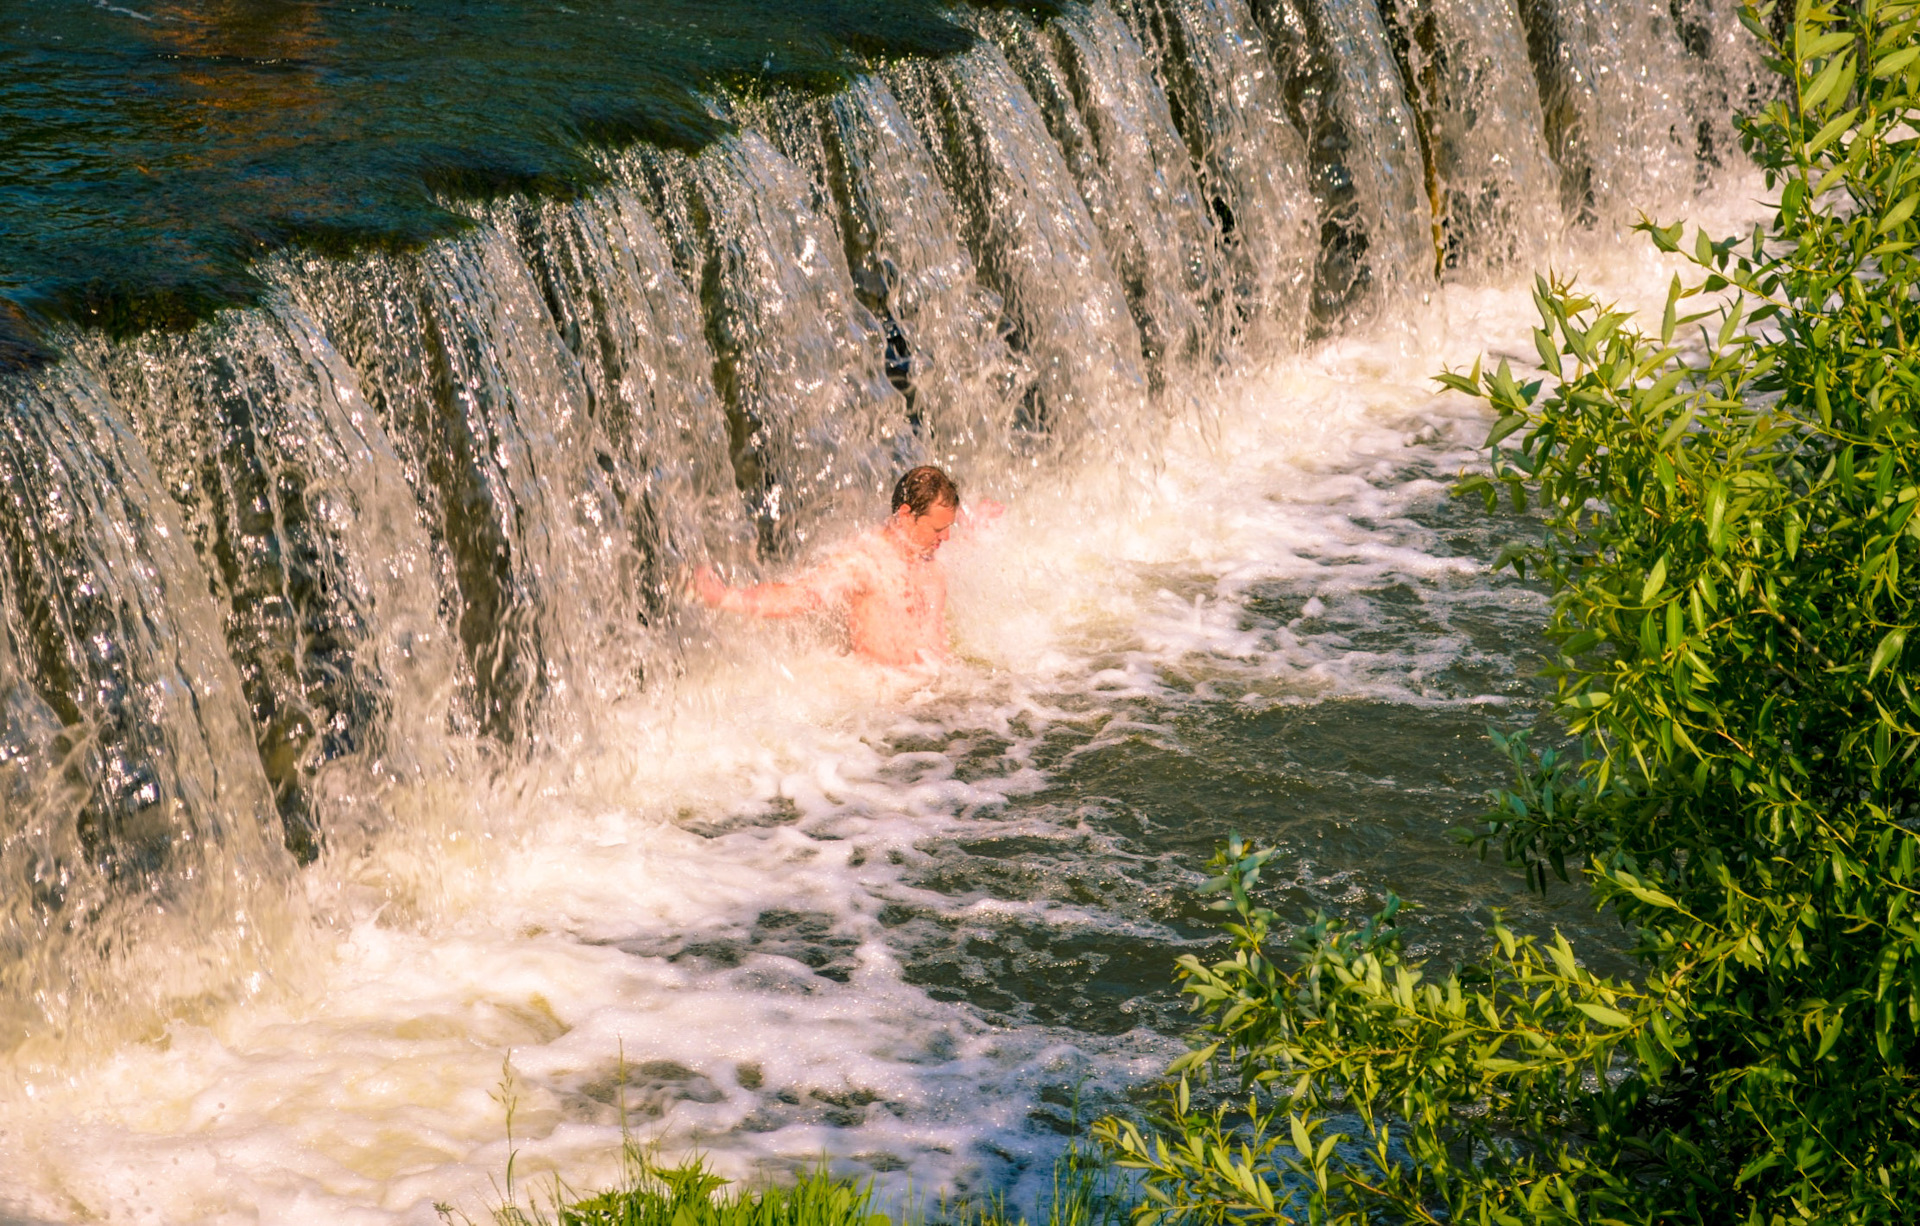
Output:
[693, 466, 978, 667]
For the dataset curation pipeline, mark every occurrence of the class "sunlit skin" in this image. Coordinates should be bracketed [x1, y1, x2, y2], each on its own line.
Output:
[694, 498, 999, 667]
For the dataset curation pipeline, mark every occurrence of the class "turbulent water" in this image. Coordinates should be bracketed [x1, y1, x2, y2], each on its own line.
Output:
[0, 0, 1769, 1220]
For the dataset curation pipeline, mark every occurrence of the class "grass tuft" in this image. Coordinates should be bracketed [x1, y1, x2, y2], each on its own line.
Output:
[440, 1140, 1131, 1226]
[443, 1050, 1134, 1226]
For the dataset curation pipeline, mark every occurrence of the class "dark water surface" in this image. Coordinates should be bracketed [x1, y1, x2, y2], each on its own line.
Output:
[0, 0, 1005, 346]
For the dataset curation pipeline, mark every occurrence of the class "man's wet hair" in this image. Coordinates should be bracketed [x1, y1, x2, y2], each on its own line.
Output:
[891, 465, 959, 516]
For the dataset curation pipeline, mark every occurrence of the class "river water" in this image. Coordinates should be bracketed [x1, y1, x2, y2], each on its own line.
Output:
[0, 214, 1764, 1222]
[0, 0, 1766, 1220]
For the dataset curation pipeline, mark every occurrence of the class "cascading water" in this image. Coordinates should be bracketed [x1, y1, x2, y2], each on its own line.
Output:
[287, 225, 668, 748]
[1109, 0, 1320, 349]
[886, 42, 1151, 451]
[81, 302, 453, 862]
[1515, 0, 1706, 223]
[1249, 0, 1440, 324]
[758, 78, 1026, 469]
[489, 179, 745, 623]
[0, 0, 1770, 1218]
[0, 361, 298, 1047]
[623, 132, 913, 560]
[1382, 0, 1565, 274]
[987, 2, 1224, 387]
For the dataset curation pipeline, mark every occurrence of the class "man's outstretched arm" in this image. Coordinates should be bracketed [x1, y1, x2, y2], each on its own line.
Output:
[693, 565, 825, 617]
[954, 498, 1004, 539]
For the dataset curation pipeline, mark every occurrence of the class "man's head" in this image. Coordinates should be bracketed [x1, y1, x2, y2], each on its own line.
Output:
[892, 465, 959, 517]
[889, 465, 959, 556]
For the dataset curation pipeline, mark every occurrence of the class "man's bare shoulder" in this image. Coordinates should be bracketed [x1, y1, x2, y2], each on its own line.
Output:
[798, 530, 888, 597]
[828, 528, 890, 564]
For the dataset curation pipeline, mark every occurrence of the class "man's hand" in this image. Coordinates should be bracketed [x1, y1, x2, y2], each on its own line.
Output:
[957, 498, 1006, 537]
[692, 565, 731, 608]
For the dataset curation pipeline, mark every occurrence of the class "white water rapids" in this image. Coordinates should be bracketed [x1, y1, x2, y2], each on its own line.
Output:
[0, 170, 1767, 1223]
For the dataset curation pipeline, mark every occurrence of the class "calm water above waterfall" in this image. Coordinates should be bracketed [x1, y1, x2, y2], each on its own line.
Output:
[1, 0, 1766, 1219]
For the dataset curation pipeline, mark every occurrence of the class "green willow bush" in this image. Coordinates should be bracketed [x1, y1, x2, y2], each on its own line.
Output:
[1095, 0, 1920, 1221]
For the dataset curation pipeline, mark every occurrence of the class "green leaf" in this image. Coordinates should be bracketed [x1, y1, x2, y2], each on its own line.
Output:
[1641, 556, 1669, 605]
[1622, 882, 1679, 909]
[1737, 1152, 1781, 1186]
[1655, 453, 1677, 500]
[1561, 629, 1603, 655]
[1816, 1009, 1845, 1059]
[1806, 107, 1858, 155]
[1869, 627, 1908, 680]
[1563, 690, 1612, 711]
[1657, 407, 1696, 450]
[1873, 44, 1920, 77]
[1573, 1001, 1633, 1028]
[1803, 30, 1856, 58]
[1879, 192, 1919, 235]
[1801, 51, 1853, 110]
[1533, 327, 1563, 379]
[1717, 295, 1746, 347]
[1485, 412, 1527, 447]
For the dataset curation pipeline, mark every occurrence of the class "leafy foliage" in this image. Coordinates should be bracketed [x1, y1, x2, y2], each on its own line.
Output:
[1094, 0, 1920, 1220]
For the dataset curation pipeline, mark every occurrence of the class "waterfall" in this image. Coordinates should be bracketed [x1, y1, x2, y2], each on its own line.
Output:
[1232, 0, 1432, 326]
[1112, 0, 1318, 344]
[492, 177, 744, 617]
[987, 2, 1222, 388]
[1515, 0, 1701, 223]
[1381, 0, 1564, 275]
[0, 0, 1752, 1050]
[887, 43, 1150, 448]
[0, 362, 297, 1043]
[760, 78, 1025, 470]
[621, 133, 912, 560]
[80, 301, 452, 862]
